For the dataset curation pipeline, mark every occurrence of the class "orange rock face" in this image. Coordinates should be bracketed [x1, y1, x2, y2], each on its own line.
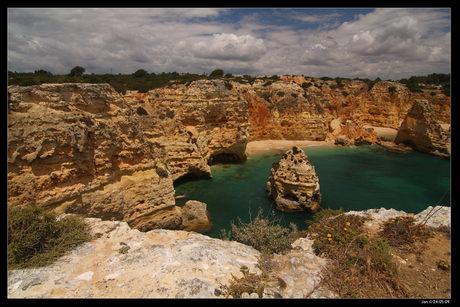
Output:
[7, 79, 450, 230]
[395, 99, 450, 158]
[241, 78, 449, 143]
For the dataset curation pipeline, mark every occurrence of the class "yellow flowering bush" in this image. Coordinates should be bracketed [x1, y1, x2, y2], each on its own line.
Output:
[309, 214, 367, 254]
[438, 259, 450, 271]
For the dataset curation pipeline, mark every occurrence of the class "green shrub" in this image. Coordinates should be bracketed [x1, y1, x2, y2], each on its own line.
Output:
[8, 206, 91, 269]
[136, 106, 148, 116]
[155, 167, 169, 178]
[226, 208, 302, 255]
[309, 213, 367, 255]
[19, 79, 41, 86]
[307, 213, 406, 297]
[262, 81, 273, 87]
[305, 207, 345, 227]
[276, 92, 284, 97]
[209, 69, 224, 78]
[224, 81, 233, 90]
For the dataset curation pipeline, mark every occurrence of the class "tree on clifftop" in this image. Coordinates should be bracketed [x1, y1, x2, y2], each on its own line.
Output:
[132, 69, 148, 78]
[69, 66, 86, 78]
[209, 69, 224, 78]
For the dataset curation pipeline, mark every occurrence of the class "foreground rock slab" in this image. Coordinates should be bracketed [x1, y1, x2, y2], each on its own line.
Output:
[8, 206, 449, 298]
[8, 218, 261, 298]
[7, 217, 330, 298]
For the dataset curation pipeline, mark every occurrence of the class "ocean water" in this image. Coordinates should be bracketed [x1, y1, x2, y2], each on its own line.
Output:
[174, 144, 450, 238]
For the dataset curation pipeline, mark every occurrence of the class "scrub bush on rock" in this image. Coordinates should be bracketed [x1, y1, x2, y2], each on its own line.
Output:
[8, 206, 91, 269]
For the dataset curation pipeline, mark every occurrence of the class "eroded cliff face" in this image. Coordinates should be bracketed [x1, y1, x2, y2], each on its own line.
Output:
[240, 77, 449, 142]
[7, 84, 208, 231]
[395, 99, 451, 158]
[7, 79, 450, 231]
[123, 77, 450, 153]
[123, 79, 250, 181]
[267, 147, 321, 212]
[243, 80, 329, 141]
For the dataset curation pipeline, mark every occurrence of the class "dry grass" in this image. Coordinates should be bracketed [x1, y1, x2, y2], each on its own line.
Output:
[380, 215, 433, 247]
[218, 266, 286, 298]
[308, 213, 415, 297]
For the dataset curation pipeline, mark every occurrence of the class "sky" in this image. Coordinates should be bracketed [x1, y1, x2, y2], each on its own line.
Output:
[7, 7, 451, 80]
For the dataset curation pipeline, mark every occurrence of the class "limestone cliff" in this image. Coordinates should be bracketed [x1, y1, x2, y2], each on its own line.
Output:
[395, 99, 450, 158]
[267, 147, 321, 212]
[7, 84, 210, 232]
[123, 79, 250, 180]
[243, 79, 329, 141]
[241, 77, 449, 142]
[7, 79, 450, 231]
[123, 77, 449, 149]
[329, 118, 381, 146]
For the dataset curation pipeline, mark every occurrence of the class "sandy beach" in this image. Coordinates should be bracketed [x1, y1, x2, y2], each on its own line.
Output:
[362, 125, 398, 136]
[245, 139, 335, 154]
[245, 126, 399, 155]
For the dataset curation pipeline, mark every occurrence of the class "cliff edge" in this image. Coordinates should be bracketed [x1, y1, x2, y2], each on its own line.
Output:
[8, 206, 449, 298]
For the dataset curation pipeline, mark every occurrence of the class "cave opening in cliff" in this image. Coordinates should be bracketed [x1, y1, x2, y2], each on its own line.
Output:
[174, 171, 211, 184]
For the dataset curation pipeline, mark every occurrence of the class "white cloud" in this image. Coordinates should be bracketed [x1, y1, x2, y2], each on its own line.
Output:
[297, 8, 450, 79]
[7, 8, 450, 79]
[291, 12, 343, 24]
[191, 33, 266, 62]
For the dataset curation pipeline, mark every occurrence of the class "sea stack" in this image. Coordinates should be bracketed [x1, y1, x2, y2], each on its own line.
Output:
[267, 146, 321, 212]
[395, 99, 451, 158]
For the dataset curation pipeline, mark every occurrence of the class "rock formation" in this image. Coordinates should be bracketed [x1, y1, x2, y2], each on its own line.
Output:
[395, 99, 450, 158]
[267, 147, 321, 212]
[123, 79, 250, 180]
[7, 216, 331, 298]
[243, 79, 329, 141]
[181, 200, 213, 232]
[7, 79, 450, 231]
[328, 118, 381, 146]
[7, 83, 210, 232]
[241, 77, 449, 142]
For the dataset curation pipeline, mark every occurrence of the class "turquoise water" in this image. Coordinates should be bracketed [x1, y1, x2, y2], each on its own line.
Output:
[174, 145, 450, 238]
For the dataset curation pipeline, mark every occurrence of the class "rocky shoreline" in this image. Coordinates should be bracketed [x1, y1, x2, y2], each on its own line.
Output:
[8, 206, 450, 298]
[7, 81, 450, 233]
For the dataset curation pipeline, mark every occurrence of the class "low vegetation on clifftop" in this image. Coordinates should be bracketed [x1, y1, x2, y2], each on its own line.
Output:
[8, 205, 450, 298]
[220, 205, 450, 298]
[8, 68, 450, 97]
